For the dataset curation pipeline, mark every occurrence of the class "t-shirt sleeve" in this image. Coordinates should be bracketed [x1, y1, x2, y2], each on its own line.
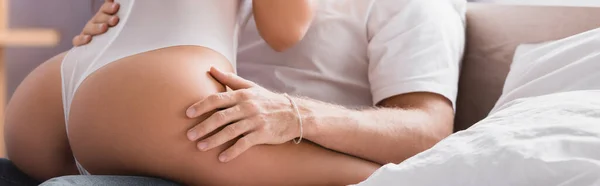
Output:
[367, 0, 466, 109]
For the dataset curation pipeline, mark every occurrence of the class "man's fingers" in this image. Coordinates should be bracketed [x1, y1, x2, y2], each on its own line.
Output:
[209, 67, 255, 90]
[195, 120, 256, 152]
[72, 35, 91, 46]
[186, 91, 241, 118]
[218, 132, 262, 163]
[187, 105, 247, 141]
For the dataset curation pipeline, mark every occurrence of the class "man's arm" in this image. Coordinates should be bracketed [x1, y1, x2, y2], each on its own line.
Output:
[295, 0, 464, 164]
[299, 92, 454, 164]
[185, 67, 455, 165]
[185, 0, 466, 165]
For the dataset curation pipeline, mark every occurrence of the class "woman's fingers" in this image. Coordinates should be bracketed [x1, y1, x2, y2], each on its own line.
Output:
[82, 22, 108, 36]
[72, 1, 120, 46]
[99, 0, 120, 15]
[94, 13, 120, 27]
[83, 0, 120, 36]
[72, 35, 92, 46]
[73, 21, 106, 46]
[96, 1, 120, 26]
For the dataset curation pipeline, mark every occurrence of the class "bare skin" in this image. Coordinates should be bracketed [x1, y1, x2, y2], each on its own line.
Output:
[6, 46, 378, 185]
[252, 0, 316, 51]
[66, 46, 378, 185]
[5, 1, 378, 185]
[4, 52, 79, 181]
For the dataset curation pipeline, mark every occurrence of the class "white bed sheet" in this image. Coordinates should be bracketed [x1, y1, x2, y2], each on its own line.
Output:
[356, 28, 600, 186]
[357, 91, 600, 186]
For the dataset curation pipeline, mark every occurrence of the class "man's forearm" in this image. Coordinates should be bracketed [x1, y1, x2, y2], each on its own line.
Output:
[298, 97, 453, 165]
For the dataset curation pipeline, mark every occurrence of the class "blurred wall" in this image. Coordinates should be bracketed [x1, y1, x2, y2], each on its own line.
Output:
[5, 0, 600, 101]
[5, 0, 98, 100]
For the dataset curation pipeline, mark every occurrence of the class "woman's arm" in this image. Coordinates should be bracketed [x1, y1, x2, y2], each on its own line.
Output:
[253, 0, 316, 52]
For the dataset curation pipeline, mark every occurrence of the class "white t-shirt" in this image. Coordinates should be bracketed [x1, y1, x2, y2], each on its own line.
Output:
[237, 0, 466, 108]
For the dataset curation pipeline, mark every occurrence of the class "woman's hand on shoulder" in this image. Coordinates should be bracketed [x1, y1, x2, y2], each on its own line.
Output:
[72, 0, 120, 46]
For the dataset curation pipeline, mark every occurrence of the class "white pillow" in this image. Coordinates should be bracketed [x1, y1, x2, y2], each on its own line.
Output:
[356, 90, 600, 186]
[469, 0, 600, 7]
[354, 28, 600, 186]
[490, 27, 600, 114]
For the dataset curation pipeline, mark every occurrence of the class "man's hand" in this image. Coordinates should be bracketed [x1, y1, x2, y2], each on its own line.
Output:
[72, 0, 120, 46]
[185, 67, 304, 163]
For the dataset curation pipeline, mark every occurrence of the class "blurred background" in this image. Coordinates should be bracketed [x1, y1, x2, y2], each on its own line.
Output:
[2, 0, 600, 101]
[4, 0, 99, 101]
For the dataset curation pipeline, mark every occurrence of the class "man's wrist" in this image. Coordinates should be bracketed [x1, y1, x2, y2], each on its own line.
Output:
[293, 96, 359, 142]
[294, 97, 319, 140]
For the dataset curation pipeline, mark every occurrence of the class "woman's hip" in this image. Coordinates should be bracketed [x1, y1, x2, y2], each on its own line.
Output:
[64, 46, 232, 180]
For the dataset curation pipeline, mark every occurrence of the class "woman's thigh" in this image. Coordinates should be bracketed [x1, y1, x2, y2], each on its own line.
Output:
[4, 52, 79, 181]
[67, 46, 378, 185]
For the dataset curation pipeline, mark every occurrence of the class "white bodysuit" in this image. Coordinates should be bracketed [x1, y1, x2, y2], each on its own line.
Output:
[60, 0, 251, 175]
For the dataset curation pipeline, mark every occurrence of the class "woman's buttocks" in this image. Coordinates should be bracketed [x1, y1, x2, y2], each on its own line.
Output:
[66, 46, 233, 177]
[63, 0, 244, 178]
